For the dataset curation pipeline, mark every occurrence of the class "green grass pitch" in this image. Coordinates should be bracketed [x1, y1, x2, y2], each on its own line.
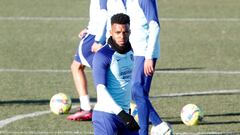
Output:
[0, 0, 240, 134]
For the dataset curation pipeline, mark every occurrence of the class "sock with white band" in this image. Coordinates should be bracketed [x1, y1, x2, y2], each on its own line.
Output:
[80, 95, 91, 111]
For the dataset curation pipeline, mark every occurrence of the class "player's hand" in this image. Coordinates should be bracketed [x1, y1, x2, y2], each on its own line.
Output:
[78, 28, 88, 39]
[144, 59, 155, 76]
[117, 110, 140, 131]
[91, 42, 103, 53]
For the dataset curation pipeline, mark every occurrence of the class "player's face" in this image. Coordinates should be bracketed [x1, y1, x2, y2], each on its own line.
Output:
[110, 23, 130, 47]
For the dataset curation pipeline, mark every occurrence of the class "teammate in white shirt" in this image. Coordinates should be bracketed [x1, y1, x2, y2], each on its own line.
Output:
[126, 0, 173, 134]
[92, 13, 139, 135]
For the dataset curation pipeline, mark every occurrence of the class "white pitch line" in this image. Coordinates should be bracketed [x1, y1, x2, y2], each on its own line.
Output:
[0, 131, 239, 135]
[0, 104, 91, 129]
[0, 17, 87, 21]
[161, 17, 240, 22]
[0, 16, 240, 22]
[155, 70, 240, 74]
[151, 89, 240, 98]
[0, 111, 50, 128]
[0, 89, 240, 128]
[1, 68, 240, 75]
[0, 69, 70, 73]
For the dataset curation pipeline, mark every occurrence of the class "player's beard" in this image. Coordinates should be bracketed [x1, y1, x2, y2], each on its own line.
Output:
[108, 36, 132, 54]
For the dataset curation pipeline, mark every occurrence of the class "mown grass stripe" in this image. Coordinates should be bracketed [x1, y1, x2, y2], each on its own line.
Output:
[0, 90, 239, 128]
[1, 68, 240, 74]
[0, 16, 240, 22]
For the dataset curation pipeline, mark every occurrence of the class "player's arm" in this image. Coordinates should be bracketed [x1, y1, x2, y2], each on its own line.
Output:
[93, 0, 108, 45]
[91, 42, 104, 53]
[91, 0, 108, 53]
[139, 0, 160, 76]
[139, 0, 160, 59]
[92, 51, 139, 131]
[92, 51, 122, 114]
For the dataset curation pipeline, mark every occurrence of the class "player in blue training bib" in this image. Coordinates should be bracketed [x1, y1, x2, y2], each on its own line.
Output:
[92, 13, 139, 135]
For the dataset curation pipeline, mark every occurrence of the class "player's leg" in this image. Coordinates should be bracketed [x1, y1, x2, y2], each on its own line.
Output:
[143, 58, 162, 126]
[92, 111, 118, 135]
[76, 34, 96, 111]
[71, 61, 91, 111]
[141, 58, 172, 134]
[67, 34, 95, 121]
[93, 110, 139, 135]
[68, 60, 92, 121]
[131, 56, 162, 135]
[131, 56, 149, 135]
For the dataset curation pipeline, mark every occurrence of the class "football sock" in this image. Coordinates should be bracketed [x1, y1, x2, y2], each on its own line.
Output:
[80, 95, 91, 111]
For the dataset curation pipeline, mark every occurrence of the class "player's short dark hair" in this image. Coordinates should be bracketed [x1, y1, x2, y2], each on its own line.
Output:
[111, 13, 130, 25]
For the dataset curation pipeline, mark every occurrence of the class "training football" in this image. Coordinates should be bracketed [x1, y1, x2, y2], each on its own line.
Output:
[50, 93, 72, 115]
[180, 104, 204, 126]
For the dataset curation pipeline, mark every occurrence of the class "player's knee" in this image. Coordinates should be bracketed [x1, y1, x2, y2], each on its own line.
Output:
[71, 61, 84, 72]
[70, 62, 78, 72]
[79, 64, 85, 70]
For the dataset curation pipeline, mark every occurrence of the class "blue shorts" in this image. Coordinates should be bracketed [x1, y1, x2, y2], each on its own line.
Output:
[92, 110, 139, 135]
[74, 34, 95, 68]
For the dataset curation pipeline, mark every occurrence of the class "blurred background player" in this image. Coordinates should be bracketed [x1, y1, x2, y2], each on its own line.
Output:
[92, 13, 139, 135]
[126, 0, 173, 134]
[67, 0, 106, 121]
[68, 0, 127, 121]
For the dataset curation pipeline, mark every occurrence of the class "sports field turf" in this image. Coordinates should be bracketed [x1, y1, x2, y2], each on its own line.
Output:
[0, 0, 240, 134]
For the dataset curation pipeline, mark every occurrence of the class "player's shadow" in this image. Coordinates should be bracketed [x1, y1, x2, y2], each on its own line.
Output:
[162, 112, 240, 125]
[201, 112, 240, 125]
[155, 67, 204, 71]
[0, 98, 97, 105]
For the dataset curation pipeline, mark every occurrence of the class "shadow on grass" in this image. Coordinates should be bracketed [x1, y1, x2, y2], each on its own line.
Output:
[166, 120, 240, 125]
[205, 112, 240, 117]
[0, 98, 97, 105]
[162, 112, 240, 125]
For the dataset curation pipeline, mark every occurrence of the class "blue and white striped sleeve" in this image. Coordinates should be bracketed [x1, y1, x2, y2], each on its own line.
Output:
[139, 0, 160, 59]
[94, 0, 108, 44]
